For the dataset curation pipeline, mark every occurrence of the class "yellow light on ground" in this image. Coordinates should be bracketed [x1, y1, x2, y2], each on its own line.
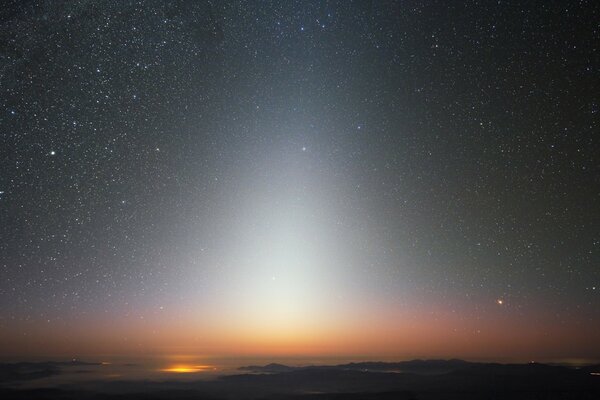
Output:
[160, 364, 213, 373]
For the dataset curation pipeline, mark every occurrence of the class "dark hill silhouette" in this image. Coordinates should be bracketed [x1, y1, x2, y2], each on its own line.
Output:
[239, 362, 296, 373]
[239, 359, 476, 374]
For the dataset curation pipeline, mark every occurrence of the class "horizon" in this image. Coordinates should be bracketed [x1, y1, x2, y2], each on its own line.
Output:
[3, 354, 600, 368]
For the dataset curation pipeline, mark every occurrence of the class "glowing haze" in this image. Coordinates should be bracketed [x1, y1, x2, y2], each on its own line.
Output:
[1, 1, 599, 364]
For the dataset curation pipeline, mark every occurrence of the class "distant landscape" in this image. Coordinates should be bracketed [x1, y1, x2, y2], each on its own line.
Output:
[1, 359, 600, 399]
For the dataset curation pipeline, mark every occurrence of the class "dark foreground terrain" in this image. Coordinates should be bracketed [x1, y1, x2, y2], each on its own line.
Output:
[1, 360, 599, 400]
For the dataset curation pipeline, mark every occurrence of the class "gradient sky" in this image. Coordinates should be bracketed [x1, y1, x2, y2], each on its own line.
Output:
[1, 1, 599, 362]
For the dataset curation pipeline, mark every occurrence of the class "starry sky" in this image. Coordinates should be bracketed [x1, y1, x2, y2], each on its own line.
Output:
[1, 0, 599, 362]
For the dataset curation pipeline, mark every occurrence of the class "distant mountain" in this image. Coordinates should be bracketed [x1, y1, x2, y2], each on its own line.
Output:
[238, 359, 475, 375]
[337, 359, 474, 373]
[238, 363, 296, 373]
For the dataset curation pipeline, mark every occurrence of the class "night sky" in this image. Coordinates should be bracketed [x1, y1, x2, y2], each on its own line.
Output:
[1, 1, 599, 361]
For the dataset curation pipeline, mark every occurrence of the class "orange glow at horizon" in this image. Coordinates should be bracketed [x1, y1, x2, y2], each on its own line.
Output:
[2, 303, 599, 363]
